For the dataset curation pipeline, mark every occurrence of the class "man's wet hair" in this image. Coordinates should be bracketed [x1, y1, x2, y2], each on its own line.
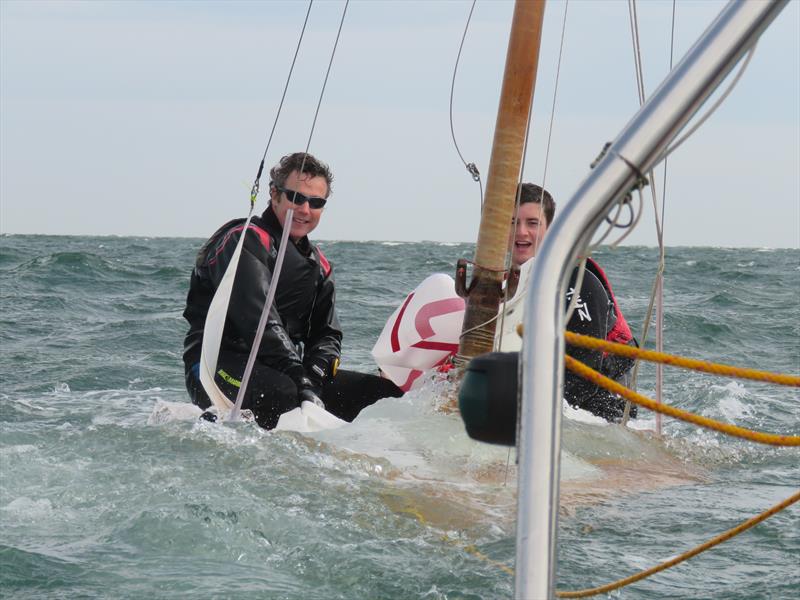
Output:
[517, 183, 556, 226]
[270, 152, 334, 197]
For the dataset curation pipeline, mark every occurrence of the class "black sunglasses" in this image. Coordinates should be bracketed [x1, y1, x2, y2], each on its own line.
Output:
[275, 185, 327, 209]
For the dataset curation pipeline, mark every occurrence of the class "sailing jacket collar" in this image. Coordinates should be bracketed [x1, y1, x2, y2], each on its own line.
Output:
[260, 205, 313, 257]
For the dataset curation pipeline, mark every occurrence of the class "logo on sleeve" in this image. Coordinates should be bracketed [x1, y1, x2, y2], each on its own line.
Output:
[566, 288, 592, 322]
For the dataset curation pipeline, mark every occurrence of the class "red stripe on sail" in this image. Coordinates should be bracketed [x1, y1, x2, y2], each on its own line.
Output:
[390, 292, 415, 353]
[414, 298, 465, 338]
[399, 368, 424, 392]
[411, 341, 460, 352]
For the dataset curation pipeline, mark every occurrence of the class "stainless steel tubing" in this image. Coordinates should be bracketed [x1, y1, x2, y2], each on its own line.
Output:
[514, 2, 788, 598]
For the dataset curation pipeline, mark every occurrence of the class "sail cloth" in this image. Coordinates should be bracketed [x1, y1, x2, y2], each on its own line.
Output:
[371, 274, 465, 391]
[197, 215, 346, 433]
[198, 216, 253, 414]
[275, 400, 347, 431]
[371, 263, 534, 388]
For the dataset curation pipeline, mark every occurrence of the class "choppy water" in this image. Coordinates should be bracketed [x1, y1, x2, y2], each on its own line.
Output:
[1, 234, 798, 599]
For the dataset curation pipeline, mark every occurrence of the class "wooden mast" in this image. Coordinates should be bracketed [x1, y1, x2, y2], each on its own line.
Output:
[457, 0, 546, 365]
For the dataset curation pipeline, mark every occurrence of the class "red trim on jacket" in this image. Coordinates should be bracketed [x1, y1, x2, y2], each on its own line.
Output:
[317, 248, 331, 277]
[209, 223, 271, 265]
[586, 258, 633, 345]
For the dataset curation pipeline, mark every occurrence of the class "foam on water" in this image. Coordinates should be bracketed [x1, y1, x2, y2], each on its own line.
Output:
[2, 498, 55, 521]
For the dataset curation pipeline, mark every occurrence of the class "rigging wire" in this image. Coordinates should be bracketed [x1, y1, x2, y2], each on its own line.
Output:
[298, 1, 350, 165]
[230, 0, 350, 421]
[627, 0, 646, 106]
[650, 0, 677, 430]
[622, 0, 669, 429]
[649, 2, 679, 426]
[661, 0, 676, 237]
[621, 1, 736, 427]
[449, 0, 484, 208]
[249, 0, 315, 207]
[542, 0, 636, 327]
[604, 199, 635, 229]
[657, 44, 757, 164]
[619, 0, 757, 425]
[589, 190, 644, 251]
[538, 0, 570, 213]
[627, 19, 758, 424]
[608, 190, 645, 248]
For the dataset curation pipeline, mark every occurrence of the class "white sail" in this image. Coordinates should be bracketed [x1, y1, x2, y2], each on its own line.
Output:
[275, 400, 347, 432]
[198, 216, 254, 413]
[371, 273, 465, 391]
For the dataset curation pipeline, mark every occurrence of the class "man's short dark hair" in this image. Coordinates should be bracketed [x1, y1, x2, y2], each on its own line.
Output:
[270, 152, 334, 197]
[517, 183, 556, 226]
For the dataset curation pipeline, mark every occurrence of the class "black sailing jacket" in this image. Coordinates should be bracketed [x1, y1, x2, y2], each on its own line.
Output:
[182, 206, 342, 385]
[562, 261, 637, 421]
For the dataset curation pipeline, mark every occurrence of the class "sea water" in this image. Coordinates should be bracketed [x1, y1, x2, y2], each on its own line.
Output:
[1, 235, 797, 599]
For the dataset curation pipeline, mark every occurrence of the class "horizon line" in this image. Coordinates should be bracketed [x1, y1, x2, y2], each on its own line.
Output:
[1, 231, 798, 251]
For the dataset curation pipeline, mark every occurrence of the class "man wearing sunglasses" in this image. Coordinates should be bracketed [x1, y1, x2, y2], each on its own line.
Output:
[183, 152, 403, 429]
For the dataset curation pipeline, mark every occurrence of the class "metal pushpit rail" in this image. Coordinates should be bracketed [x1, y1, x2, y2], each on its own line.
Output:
[515, 1, 789, 598]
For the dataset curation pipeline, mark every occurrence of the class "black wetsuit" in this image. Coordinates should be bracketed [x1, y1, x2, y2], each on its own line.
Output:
[183, 206, 402, 429]
[563, 261, 637, 421]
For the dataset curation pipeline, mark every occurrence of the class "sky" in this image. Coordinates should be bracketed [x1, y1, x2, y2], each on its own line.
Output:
[1, 0, 798, 247]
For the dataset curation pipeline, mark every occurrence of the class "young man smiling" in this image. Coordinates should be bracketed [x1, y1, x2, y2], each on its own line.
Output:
[509, 183, 555, 269]
[182, 152, 402, 429]
[506, 183, 638, 422]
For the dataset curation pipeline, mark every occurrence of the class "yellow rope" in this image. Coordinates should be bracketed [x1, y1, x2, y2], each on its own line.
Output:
[565, 355, 800, 446]
[463, 544, 515, 576]
[564, 331, 800, 387]
[399, 473, 799, 596]
[556, 489, 800, 598]
[426, 489, 800, 596]
[499, 325, 799, 594]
